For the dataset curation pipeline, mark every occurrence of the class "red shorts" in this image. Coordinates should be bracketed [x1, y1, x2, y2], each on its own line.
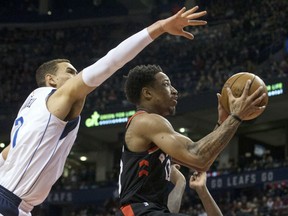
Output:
[116, 202, 189, 216]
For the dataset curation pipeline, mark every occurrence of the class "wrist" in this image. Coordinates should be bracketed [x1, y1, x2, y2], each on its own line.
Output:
[230, 113, 242, 123]
[195, 185, 208, 195]
[148, 20, 165, 40]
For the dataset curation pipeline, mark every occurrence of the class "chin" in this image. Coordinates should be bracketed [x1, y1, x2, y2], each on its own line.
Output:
[169, 107, 176, 116]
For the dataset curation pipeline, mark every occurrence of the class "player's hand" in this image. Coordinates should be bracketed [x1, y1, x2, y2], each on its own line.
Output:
[189, 171, 207, 192]
[170, 164, 186, 185]
[227, 80, 266, 120]
[160, 6, 207, 40]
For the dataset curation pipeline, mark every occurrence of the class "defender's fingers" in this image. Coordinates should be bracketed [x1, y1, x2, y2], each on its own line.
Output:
[188, 20, 207, 26]
[182, 6, 199, 17]
[187, 11, 207, 19]
[181, 31, 194, 40]
[176, 7, 187, 16]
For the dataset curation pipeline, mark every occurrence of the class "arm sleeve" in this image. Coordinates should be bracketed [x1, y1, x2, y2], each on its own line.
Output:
[82, 28, 153, 87]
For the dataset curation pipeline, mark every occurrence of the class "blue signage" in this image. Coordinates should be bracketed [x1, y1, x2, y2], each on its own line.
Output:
[207, 167, 288, 190]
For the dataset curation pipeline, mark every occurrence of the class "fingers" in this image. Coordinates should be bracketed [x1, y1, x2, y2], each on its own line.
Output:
[241, 79, 252, 98]
[226, 86, 234, 98]
[173, 164, 181, 170]
[182, 6, 198, 16]
[251, 92, 267, 108]
[176, 7, 187, 16]
[191, 171, 199, 181]
[217, 93, 221, 101]
[181, 31, 194, 40]
[180, 5, 207, 26]
[187, 11, 207, 20]
[188, 20, 207, 26]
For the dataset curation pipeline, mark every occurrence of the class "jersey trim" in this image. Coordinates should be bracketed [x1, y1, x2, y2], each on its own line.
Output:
[121, 204, 135, 216]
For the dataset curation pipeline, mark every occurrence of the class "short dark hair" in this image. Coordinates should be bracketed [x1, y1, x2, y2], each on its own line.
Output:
[35, 59, 70, 87]
[124, 64, 163, 104]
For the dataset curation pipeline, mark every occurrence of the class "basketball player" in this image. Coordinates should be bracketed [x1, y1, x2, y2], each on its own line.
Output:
[167, 165, 222, 215]
[117, 64, 266, 215]
[0, 7, 208, 216]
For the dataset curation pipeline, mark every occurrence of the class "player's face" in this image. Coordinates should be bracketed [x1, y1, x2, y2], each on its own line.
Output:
[151, 72, 178, 116]
[54, 62, 78, 88]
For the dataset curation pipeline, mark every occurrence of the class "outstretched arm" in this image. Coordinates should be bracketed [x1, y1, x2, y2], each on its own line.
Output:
[189, 172, 223, 216]
[47, 6, 207, 121]
[167, 164, 186, 213]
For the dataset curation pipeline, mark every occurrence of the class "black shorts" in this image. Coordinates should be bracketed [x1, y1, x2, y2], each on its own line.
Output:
[0, 184, 21, 216]
[116, 202, 189, 216]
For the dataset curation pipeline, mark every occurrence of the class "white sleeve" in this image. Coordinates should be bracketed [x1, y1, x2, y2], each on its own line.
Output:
[0, 153, 4, 167]
[82, 28, 153, 87]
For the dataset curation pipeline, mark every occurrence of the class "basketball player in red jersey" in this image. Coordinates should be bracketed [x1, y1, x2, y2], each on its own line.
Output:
[117, 64, 266, 215]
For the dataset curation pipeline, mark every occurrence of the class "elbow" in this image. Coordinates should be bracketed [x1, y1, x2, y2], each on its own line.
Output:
[193, 157, 212, 172]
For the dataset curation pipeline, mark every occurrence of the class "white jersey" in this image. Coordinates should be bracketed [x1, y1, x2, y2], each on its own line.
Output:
[0, 87, 80, 207]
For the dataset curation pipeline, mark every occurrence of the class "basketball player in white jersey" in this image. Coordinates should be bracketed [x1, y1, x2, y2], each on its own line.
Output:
[0, 6, 207, 216]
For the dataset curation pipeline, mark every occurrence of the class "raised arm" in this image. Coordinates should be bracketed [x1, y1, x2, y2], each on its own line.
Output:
[47, 6, 207, 121]
[167, 164, 186, 213]
[189, 172, 223, 216]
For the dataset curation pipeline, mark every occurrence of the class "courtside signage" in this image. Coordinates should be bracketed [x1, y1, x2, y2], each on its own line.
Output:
[267, 82, 284, 97]
[85, 110, 136, 127]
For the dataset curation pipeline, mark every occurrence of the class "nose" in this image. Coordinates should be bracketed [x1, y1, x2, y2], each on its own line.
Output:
[171, 85, 178, 95]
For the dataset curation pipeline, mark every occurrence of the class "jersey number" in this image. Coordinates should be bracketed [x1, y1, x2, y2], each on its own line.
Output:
[12, 117, 24, 147]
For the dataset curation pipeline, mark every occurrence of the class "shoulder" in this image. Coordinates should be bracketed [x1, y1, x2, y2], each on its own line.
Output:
[32, 87, 56, 96]
[130, 112, 173, 132]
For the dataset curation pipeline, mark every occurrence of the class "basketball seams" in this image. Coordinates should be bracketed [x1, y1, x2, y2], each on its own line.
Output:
[229, 73, 246, 89]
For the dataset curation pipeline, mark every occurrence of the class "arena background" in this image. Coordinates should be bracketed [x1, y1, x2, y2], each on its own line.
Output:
[0, 0, 287, 215]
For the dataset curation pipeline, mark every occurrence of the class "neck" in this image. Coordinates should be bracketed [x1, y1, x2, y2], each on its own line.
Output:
[136, 107, 149, 113]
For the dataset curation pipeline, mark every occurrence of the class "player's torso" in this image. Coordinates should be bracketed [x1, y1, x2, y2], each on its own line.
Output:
[0, 87, 80, 206]
[118, 144, 171, 206]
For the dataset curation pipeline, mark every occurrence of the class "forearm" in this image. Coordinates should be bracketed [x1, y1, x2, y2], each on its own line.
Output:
[196, 186, 223, 216]
[167, 180, 186, 213]
[189, 115, 241, 171]
[147, 20, 165, 40]
[82, 28, 153, 87]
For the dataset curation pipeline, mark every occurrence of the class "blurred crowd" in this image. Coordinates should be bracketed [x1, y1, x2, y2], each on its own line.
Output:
[1, 0, 288, 115]
[1, 0, 288, 215]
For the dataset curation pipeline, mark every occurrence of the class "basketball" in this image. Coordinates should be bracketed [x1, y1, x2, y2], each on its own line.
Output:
[220, 72, 269, 121]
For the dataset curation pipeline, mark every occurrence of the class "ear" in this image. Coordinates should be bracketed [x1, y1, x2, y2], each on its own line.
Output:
[45, 74, 57, 87]
[142, 87, 152, 100]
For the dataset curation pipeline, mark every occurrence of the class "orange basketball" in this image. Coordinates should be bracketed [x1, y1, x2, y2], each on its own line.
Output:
[220, 72, 268, 121]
